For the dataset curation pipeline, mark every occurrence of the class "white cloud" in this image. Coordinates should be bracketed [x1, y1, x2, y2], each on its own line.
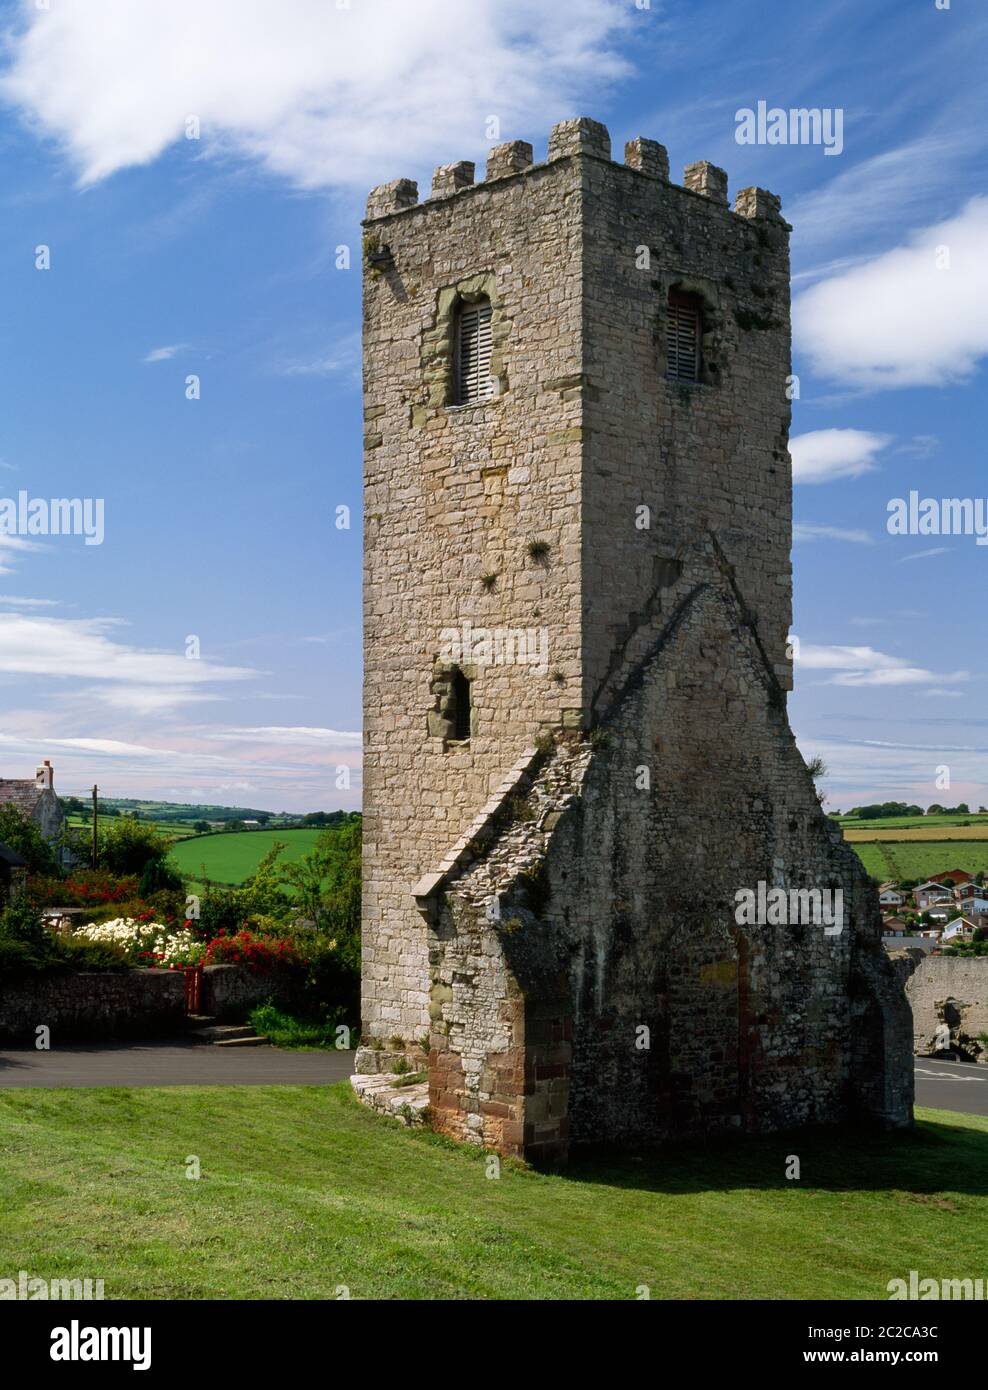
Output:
[142, 344, 186, 363]
[796, 643, 967, 689]
[793, 523, 871, 544]
[0, 536, 44, 575]
[206, 726, 362, 746]
[0, 594, 59, 607]
[794, 196, 988, 389]
[790, 428, 891, 485]
[894, 547, 949, 563]
[0, 0, 631, 190]
[0, 612, 257, 689]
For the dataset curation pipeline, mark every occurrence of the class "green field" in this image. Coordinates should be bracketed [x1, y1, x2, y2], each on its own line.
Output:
[847, 840, 988, 883]
[838, 813, 988, 833]
[835, 813, 988, 882]
[0, 1085, 984, 1299]
[66, 815, 203, 846]
[168, 827, 326, 887]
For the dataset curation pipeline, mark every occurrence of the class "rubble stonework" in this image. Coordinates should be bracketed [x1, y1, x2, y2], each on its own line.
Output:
[357, 117, 914, 1160]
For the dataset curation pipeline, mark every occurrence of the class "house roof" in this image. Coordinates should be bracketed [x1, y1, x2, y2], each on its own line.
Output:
[0, 779, 43, 817]
[931, 869, 973, 884]
[0, 840, 27, 867]
[914, 881, 951, 893]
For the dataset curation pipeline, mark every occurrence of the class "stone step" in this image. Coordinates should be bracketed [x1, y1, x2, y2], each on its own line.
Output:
[212, 1035, 270, 1048]
[350, 1072, 429, 1124]
[188, 1024, 258, 1044]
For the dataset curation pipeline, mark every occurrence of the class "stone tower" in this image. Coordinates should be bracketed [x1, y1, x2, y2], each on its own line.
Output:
[356, 117, 913, 1161]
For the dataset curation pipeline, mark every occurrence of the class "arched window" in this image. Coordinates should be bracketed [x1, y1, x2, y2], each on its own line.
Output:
[666, 289, 703, 383]
[454, 298, 494, 404]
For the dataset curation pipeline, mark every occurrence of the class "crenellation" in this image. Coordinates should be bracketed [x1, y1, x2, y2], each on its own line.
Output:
[683, 159, 729, 204]
[485, 140, 534, 181]
[734, 185, 785, 222]
[430, 160, 475, 198]
[623, 136, 669, 180]
[365, 176, 418, 219]
[547, 115, 611, 162]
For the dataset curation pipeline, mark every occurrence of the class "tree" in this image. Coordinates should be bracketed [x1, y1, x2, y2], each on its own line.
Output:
[277, 818, 361, 963]
[226, 820, 247, 833]
[193, 820, 211, 834]
[97, 815, 169, 875]
[0, 804, 57, 874]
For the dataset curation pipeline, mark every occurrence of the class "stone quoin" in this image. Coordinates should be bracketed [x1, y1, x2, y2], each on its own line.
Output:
[354, 116, 913, 1162]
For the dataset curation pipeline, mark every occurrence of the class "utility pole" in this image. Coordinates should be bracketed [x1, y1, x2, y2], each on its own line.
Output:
[91, 784, 98, 870]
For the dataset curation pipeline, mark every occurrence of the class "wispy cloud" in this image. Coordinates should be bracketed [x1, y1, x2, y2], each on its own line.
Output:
[142, 343, 187, 363]
[895, 547, 950, 564]
[0, 613, 257, 697]
[793, 523, 871, 544]
[274, 330, 360, 381]
[790, 428, 892, 485]
[796, 642, 967, 688]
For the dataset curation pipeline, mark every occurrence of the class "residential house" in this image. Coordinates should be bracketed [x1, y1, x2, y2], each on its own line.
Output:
[941, 917, 983, 944]
[879, 884, 905, 909]
[0, 761, 65, 858]
[956, 887, 988, 914]
[913, 881, 953, 910]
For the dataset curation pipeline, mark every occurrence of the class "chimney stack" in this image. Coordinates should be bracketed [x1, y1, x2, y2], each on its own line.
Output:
[36, 760, 53, 790]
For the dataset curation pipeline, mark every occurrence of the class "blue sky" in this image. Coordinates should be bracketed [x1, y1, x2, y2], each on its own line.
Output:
[0, 0, 984, 813]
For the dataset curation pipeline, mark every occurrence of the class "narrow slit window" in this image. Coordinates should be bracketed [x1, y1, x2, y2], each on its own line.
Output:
[451, 668, 471, 740]
[455, 300, 494, 404]
[666, 290, 702, 383]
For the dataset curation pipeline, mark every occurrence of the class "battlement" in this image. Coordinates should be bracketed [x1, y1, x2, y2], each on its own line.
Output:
[364, 115, 785, 226]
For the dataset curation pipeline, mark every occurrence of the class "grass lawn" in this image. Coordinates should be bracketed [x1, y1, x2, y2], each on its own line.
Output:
[0, 1085, 985, 1300]
[168, 827, 326, 888]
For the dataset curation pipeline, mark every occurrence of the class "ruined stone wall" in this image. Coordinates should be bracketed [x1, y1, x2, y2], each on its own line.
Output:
[902, 956, 988, 1061]
[427, 555, 912, 1158]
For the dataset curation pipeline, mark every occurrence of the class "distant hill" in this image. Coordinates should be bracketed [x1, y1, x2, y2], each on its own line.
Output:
[58, 796, 356, 827]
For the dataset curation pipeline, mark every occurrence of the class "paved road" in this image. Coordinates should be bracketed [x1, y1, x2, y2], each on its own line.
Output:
[0, 1040, 354, 1088]
[1, 1047, 985, 1112]
[914, 1056, 988, 1116]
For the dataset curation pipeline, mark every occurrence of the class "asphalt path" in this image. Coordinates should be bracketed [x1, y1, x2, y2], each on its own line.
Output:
[0, 1039, 354, 1087]
[1, 1046, 985, 1115]
[914, 1055, 988, 1116]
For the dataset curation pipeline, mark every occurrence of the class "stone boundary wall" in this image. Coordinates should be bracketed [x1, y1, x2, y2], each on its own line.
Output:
[896, 953, 988, 1061]
[0, 969, 185, 1044]
[199, 964, 296, 1021]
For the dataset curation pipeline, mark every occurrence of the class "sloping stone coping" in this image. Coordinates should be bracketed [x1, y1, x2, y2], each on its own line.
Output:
[411, 746, 540, 909]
